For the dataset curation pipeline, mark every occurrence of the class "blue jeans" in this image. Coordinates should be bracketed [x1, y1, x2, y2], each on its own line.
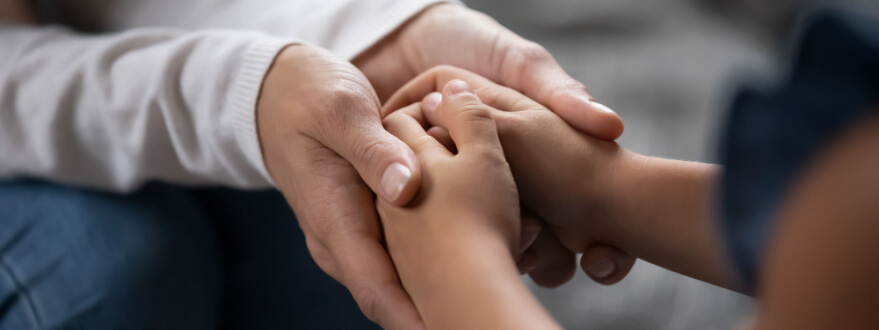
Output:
[0, 180, 379, 330]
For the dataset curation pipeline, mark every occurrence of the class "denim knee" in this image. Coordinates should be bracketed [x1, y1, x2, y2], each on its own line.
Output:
[0, 180, 221, 330]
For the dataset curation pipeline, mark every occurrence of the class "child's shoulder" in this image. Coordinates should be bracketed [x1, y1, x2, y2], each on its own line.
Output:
[718, 5, 879, 293]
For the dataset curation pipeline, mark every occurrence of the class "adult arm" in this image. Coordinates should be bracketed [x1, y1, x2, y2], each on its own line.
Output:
[27, 0, 630, 321]
[0, 21, 432, 327]
[50, 0, 455, 62]
[53, 0, 567, 318]
[0, 24, 292, 190]
[2, 2, 472, 328]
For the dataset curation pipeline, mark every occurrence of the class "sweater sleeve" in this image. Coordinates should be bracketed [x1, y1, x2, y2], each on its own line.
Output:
[53, 0, 461, 60]
[0, 23, 295, 190]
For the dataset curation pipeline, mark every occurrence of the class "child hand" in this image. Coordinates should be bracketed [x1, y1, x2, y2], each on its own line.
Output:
[376, 79, 521, 301]
[383, 66, 637, 285]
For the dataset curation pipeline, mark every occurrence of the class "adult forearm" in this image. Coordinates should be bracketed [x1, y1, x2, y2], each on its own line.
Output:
[0, 26, 292, 190]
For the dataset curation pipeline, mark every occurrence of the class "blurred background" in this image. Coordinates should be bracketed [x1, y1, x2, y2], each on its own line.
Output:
[462, 0, 870, 328]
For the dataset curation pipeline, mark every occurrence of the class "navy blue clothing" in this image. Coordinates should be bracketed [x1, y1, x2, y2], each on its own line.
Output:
[0, 180, 380, 330]
[719, 8, 879, 293]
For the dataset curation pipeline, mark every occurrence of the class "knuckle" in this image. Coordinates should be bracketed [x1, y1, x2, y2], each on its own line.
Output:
[524, 108, 559, 125]
[494, 111, 522, 137]
[557, 78, 589, 94]
[455, 103, 494, 122]
[425, 64, 464, 77]
[307, 82, 380, 139]
[382, 111, 405, 129]
[508, 42, 552, 69]
[473, 144, 506, 165]
[304, 236, 337, 273]
[326, 83, 376, 111]
[516, 42, 553, 62]
[299, 210, 335, 242]
[351, 138, 395, 173]
[501, 41, 555, 86]
[351, 285, 380, 322]
[549, 78, 591, 100]
[412, 134, 440, 153]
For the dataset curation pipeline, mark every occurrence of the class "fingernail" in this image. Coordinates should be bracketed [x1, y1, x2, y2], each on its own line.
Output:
[586, 258, 616, 279]
[422, 92, 442, 113]
[381, 163, 411, 201]
[447, 80, 471, 96]
[591, 101, 618, 115]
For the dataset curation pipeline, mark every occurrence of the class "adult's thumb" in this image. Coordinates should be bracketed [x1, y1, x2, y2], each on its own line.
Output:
[323, 113, 421, 206]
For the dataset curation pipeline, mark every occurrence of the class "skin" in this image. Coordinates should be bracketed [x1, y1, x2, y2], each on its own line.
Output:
[257, 45, 425, 329]
[258, 4, 634, 328]
[377, 80, 561, 330]
[385, 66, 641, 285]
[385, 66, 737, 289]
[6, 2, 630, 327]
[755, 112, 879, 329]
[386, 66, 879, 328]
[355, 4, 624, 140]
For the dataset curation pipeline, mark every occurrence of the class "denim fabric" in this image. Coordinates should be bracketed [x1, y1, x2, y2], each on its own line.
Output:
[719, 7, 879, 293]
[0, 180, 379, 330]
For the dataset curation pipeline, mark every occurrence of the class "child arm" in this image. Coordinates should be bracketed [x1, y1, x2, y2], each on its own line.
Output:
[386, 66, 740, 291]
[377, 80, 561, 330]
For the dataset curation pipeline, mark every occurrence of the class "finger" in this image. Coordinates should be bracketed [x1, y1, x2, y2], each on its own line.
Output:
[426, 126, 455, 153]
[437, 80, 502, 153]
[383, 104, 450, 158]
[383, 59, 624, 142]
[384, 65, 540, 118]
[495, 41, 625, 140]
[420, 92, 444, 128]
[515, 213, 543, 275]
[320, 96, 421, 206]
[527, 228, 576, 288]
[292, 160, 424, 330]
[421, 91, 511, 154]
[517, 250, 539, 275]
[581, 244, 637, 285]
[336, 234, 426, 330]
[394, 98, 431, 127]
[422, 91, 484, 153]
[518, 214, 542, 256]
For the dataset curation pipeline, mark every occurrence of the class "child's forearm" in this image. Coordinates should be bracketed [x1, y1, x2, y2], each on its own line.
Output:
[406, 226, 561, 330]
[601, 153, 739, 290]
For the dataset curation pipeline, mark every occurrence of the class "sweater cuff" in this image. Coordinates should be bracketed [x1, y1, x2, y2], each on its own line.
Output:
[228, 36, 297, 186]
[336, 0, 464, 60]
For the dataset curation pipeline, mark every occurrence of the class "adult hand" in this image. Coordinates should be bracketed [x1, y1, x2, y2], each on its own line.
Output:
[359, 3, 631, 287]
[356, 4, 630, 287]
[355, 3, 624, 140]
[257, 44, 424, 329]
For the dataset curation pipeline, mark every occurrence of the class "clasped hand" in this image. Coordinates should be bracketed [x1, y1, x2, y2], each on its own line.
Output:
[255, 4, 631, 329]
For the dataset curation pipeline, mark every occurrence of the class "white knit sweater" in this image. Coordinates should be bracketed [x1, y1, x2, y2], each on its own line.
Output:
[0, 0, 453, 191]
